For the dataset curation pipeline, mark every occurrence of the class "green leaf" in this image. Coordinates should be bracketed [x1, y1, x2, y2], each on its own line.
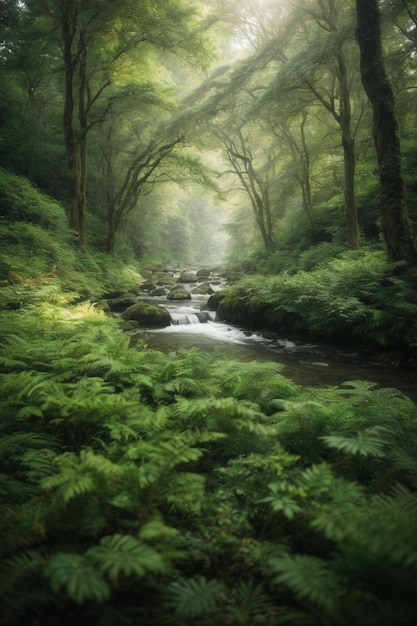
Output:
[45, 553, 110, 604]
[321, 427, 390, 457]
[165, 576, 226, 619]
[269, 554, 344, 614]
[87, 534, 166, 582]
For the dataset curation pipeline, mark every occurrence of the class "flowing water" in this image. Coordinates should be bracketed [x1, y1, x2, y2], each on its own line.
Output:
[137, 286, 417, 401]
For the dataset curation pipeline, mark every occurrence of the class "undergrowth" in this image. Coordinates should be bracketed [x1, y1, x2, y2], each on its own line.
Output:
[1, 286, 417, 626]
[1, 169, 417, 624]
[216, 250, 417, 348]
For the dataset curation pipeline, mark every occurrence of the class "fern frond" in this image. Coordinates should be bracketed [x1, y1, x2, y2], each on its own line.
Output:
[388, 446, 417, 487]
[165, 576, 226, 620]
[155, 376, 206, 399]
[172, 396, 265, 427]
[0, 472, 40, 501]
[321, 426, 391, 458]
[269, 554, 345, 614]
[375, 483, 417, 513]
[131, 438, 204, 488]
[87, 534, 166, 582]
[0, 549, 45, 592]
[231, 580, 276, 622]
[45, 553, 110, 604]
[21, 447, 58, 482]
[260, 481, 305, 519]
[41, 449, 122, 503]
[165, 472, 206, 514]
[0, 432, 56, 463]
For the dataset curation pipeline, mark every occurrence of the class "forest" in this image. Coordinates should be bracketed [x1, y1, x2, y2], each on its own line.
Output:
[1, 0, 417, 624]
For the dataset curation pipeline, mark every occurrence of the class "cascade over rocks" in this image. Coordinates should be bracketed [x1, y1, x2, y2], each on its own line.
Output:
[121, 301, 171, 327]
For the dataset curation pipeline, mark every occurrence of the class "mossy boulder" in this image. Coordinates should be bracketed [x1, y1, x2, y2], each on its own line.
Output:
[196, 268, 211, 278]
[139, 281, 157, 292]
[150, 286, 169, 296]
[179, 271, 198, 283]
[121, 301, 171, 327]
[106, 293, 138, 312]
[167, 285, 191, 300]
[154, 272, 177, 287]
[192, 282, 214, 295]
[207, 290, 228, 310]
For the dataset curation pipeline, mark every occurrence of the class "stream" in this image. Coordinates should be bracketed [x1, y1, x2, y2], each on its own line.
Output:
[137, 288, 417, 402]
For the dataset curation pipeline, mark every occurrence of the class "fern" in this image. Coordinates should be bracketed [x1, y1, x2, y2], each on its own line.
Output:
[165, 471, 206, 514]
[0, 549, 45, 590]
[321, 426, 391, 458]
[0, 432, 56, 463]
[260, 481, 306, 519]
[41, 449, 122, 503]
[87, 534, 166, 582]
[228, 580, 277, 624]
[45, 553, 110, 604]
[154, 376, 207, 400]
[132, 438, 204, 488]
[268, 554, 345, 614]
[165, 576, 226, 620]
[0, 472, 41, 502]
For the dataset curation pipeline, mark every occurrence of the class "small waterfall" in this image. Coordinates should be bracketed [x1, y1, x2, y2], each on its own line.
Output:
[168, 307, 217, 326]
[170, 312, 201, 325]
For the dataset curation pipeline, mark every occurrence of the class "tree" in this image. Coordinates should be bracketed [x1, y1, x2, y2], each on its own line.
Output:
[356, 0, 417, 264]
[221, 127, 275, 249]
[285, 0, 362, 249]
[25, 0, 211, 251]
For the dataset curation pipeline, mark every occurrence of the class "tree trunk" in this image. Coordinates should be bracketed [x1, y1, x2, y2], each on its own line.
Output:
[356, 0, 417, 264]
[77, 28, 88, 252]
[299, 111, 314, 228]
[62, 4, 80, 237]
[337, 50, 360, 249]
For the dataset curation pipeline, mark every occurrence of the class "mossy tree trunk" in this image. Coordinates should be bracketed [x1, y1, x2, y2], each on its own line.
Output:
[356, 0, 417, 265]
[62, 3, 83, 249]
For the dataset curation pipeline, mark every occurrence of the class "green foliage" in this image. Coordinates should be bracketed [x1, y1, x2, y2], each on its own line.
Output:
[0, 167, 67, 232]
[165, 576, 226, 620]
[0, 288, 416, 625]
[216, 250, 417, 348]
[269, 554, 345, 614]
[87, 534, 166, 581]
[45, 553, 110, 605]
[1, 175, 417, 625]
